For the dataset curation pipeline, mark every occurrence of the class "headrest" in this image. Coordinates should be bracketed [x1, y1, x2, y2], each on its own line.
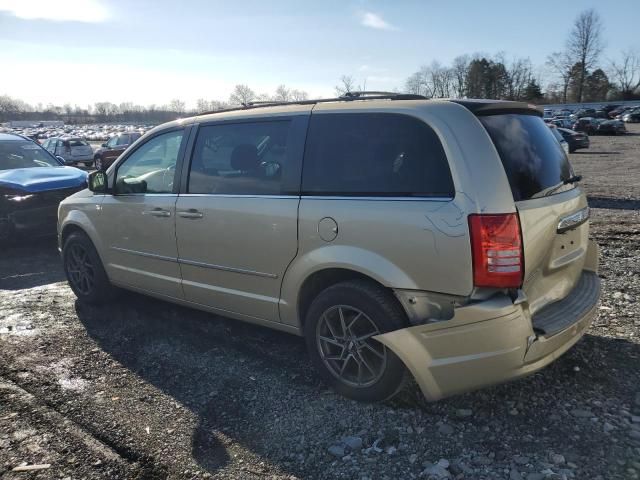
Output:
[230, 144, 259, 171]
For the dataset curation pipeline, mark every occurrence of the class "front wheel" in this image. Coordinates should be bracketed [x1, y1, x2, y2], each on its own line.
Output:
[304, 280, 408, 402]
[63, 232, 115, 304]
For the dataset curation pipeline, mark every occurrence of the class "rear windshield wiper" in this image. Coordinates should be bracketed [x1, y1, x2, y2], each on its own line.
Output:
[564, 175, 582, 184]
[533, 175, 582, 199]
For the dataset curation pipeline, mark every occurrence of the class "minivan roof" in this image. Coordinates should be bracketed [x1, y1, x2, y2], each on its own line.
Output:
[153, 96, 543, 136]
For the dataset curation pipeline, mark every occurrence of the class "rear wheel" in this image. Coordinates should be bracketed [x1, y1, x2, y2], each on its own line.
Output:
[304, 280, 408, 402]
[63, 231, 115, 304]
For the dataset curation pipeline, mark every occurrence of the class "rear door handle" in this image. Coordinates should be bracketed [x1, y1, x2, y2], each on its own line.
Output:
[178, 209, 204, 219]
[144, 208, 171, 217]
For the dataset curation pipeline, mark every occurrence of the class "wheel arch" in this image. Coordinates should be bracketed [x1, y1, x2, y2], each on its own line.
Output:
[59, 211, 105, 262]
[280, 246, 414, 330]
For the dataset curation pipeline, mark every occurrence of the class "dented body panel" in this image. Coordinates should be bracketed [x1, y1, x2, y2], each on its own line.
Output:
[376, 251, 600, 401]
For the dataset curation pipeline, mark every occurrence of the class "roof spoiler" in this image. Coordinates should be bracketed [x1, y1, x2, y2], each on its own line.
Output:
[451, 100, 543, 117]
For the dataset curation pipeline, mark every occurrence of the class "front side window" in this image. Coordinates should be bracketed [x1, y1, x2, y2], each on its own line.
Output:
[0, 140, 61, 170]
[106, 136, 118, 148]
[301, 113, 454, 197]
[115, 130, 184, 194]
[116, 135, 130, 146]
[188, 121, 291, 195]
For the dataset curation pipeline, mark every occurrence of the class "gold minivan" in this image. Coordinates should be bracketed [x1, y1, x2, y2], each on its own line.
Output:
[58, 93, 600, 402]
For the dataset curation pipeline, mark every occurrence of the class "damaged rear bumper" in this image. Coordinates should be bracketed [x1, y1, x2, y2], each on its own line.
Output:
[375, 267, 600, 401]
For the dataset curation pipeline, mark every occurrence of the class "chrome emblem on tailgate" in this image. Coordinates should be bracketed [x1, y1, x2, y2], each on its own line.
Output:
[557, 207, 590, 233]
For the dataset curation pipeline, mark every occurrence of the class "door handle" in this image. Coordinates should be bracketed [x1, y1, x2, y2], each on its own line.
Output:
[143, 208, 171, 217]
[178, 209, 204, 219]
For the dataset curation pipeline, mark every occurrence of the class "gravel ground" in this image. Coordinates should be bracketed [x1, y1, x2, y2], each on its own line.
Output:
[1, 125, 639, 480]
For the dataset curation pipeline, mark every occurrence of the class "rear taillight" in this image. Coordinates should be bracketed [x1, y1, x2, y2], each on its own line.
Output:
[468, 213, 523, 288]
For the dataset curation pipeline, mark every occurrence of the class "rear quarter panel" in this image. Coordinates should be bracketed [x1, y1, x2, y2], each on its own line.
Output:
[279, 102, 516, 327]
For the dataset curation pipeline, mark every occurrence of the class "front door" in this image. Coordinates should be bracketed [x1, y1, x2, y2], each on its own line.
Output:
[99, 128, 187, 298]
[175, 116, 307, 322]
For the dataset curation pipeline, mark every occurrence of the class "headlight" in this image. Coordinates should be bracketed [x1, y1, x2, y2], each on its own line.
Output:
[0, 187, 34, 202]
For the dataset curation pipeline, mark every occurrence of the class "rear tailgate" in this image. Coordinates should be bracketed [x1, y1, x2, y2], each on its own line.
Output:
[479, 113, 591, 318]
[65, 139, 93, 158]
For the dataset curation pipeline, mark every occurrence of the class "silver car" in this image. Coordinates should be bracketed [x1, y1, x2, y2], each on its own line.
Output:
[42, 137, 94, 167]
[58, 94, 600, 402]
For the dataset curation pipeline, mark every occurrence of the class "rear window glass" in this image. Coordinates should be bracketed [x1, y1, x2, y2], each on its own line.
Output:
[64, 139, 88, 147]
[302, 113, 454, 197]
[480, 114, 572, 201]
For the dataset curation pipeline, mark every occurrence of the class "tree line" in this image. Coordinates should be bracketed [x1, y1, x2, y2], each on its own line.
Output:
[2, 9, 639, 124]
[401, 9, 639, 104]
[0, 84, 310, 124]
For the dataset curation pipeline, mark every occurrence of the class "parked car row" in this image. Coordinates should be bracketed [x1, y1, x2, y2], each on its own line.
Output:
[0, 123, 152, 143]
[544, 104, 640, 123]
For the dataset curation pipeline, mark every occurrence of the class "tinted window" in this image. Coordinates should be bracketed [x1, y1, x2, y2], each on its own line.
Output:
[188, 121, 291, 195]
[0, 140, 60, 170]
[480, 114, 573, 201]
[64, 138, 89, 147]
[115, 130, 184, 194]
[301, 113, 454, 197]
[106, 136, 118, 147]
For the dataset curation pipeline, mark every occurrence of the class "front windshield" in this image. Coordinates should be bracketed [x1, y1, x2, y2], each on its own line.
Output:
[0, 140, 61, 171]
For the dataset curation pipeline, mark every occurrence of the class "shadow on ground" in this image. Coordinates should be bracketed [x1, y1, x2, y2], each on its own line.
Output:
[588, 196, 640, 210]
[0, 236, 66, 290]
[74, 290, 640, 477]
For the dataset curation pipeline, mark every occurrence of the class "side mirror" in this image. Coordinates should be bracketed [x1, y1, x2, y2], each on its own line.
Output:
[101, 143, 108, 148]
[88, 171, 107, 193]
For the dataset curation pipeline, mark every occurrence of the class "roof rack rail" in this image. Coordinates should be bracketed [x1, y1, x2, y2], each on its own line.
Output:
[197, 91, 428, 117]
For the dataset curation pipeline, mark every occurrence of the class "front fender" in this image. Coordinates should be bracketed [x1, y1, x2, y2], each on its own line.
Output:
[279, 245, 419, 327]
[58, 196, 105, 258]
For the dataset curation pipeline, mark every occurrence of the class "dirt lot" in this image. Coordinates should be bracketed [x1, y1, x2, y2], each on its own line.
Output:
[1, 126, 639, 480]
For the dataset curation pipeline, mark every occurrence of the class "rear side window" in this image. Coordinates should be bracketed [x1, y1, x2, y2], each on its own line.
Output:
[188, 121, 292, 195]
[480, 114, 572, 201]
[302, 113, 454, 197]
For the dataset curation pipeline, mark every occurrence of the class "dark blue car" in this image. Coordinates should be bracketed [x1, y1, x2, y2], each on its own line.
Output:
[0, 133, 88, 241]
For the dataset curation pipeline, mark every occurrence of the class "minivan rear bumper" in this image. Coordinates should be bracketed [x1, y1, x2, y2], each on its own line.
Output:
[375, 267, 600, 401]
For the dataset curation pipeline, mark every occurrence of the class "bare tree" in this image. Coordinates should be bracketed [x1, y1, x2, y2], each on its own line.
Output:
[229, 84, 256, 105]
[335, 75, 360, 96]
[546, 51, 574, 103]
[290, 89, 309, 101]
[504, 57, 533, 100]
[610, 49, 640, 99]
[168, 99, 186, 114]
[566, 8, 604, 103]
[451, 55, 470, 98]
[196, 98, 210, 113]
[273, 85, 291, 102]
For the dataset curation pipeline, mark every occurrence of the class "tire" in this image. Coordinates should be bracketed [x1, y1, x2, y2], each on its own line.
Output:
[63, 231, 115, 304]
[304, 280, 409, 402]
[569, 146, 576, 153]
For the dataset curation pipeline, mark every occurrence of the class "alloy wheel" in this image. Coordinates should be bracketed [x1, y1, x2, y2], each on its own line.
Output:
[66, 243, 95, 295]
[316, 305, 387, 388]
